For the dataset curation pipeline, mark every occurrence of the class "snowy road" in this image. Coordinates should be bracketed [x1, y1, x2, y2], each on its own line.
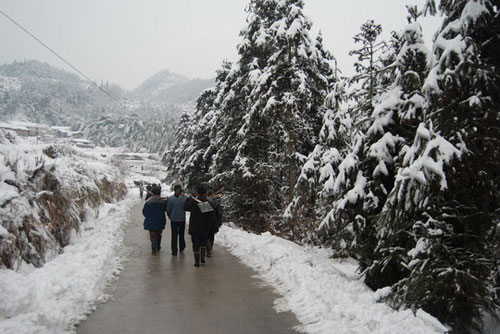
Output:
[77, 200, 300, 334]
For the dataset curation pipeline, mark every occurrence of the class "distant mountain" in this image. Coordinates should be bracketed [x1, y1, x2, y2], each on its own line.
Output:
[0, 60, 203, 153]
[0, 59, 81, 82]
[0, 60, 214, 152]
[131, 69, 214, 103]
[133, 70, 189, 96]
[0, 60, 98, 126]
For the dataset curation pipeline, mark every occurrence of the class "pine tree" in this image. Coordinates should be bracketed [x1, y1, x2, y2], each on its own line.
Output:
[348, 20, 386, 132]
[164, 111, 193, 185]
[205, 0, 336, 230]
[283, 78, 348, 243]
[318, 12, 436, 268]
[164, 61, 234, 192]
[376, 1, 500, 331]
[229, 0, 336, 231]
[311, 21, 388, 258]
[178, 88, 217, 191]
[207, 60, 238, 192]
[208, 2, 273, 224]
[362, 11, 434, 287]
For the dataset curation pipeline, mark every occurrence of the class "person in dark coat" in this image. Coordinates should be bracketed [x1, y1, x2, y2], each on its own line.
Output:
[183, 185, 217, 267]
[166, 184, 187, 255]
[145, 184, 153, 200]
[142, 187, 167, 254]
[206, 190, 223, 257]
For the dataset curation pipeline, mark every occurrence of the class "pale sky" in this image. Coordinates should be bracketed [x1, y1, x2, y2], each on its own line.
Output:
[0, 0, 442, 90]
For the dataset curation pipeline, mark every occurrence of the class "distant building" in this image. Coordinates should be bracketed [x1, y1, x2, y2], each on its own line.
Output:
[51, 126, 84, 139]
[0, 122, 30, 136]
[70, 138, 95, 148]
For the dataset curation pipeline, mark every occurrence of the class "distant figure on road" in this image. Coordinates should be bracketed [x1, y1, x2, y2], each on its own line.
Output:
[139, 182, 144, 199]
[166, 185, 187, 256]
[145, 184, 153, 200]
[142, 187, 167, 254]
[183, 185, 217, 267]
[207, 190, 223, 257]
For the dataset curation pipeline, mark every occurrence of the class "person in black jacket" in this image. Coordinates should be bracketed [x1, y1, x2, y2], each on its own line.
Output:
[144, 184, 153, 200]
[142, 187, 167, 254]
[183, 185, 217, 267]
[207, 190, 223, 257]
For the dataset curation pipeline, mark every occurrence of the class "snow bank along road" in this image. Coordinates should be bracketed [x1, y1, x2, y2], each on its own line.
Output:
[0, 192, 137, 334]
[217, 226, 448, 334]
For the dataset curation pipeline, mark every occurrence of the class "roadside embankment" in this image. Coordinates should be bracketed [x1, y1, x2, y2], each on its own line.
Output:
[0, 129, 127, 269]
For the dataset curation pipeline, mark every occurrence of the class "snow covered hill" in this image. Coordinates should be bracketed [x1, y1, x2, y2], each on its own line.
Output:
[0, 60, 211, 153]
[0, 129, 127, 269]
[131, 69, 214, 104]
[0, 60, 109, 126]
[0, 60, 82, 83]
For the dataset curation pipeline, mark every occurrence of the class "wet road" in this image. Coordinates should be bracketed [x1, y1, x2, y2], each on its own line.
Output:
[77, 201, 300, 334]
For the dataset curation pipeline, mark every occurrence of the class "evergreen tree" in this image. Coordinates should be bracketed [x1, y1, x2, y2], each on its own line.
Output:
[207, 0, 335, 231]
[376, 1, 500, 331]
[362, 12, 434, 287]
[208, 2, 273, 224]
[165, 62, 232, 191]
[319, 12, 434, 266]
[164, 111, 193, 185]
[178, 88, 217, 191]
[283, 78, 348, 243]
[231, 0, 335, 231]
[348, 20, 386, 132]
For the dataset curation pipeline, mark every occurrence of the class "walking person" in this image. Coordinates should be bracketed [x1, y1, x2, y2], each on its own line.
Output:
[142, 187, 167, 254]
[183, 185, 217, 267]
[145, 184, 153, 200]
[207, 190, 223, 257]
[139, 181, 144, 199]
[166, 185, 187, 256]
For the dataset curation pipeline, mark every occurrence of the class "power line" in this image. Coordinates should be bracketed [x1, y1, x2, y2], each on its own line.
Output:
[0, 8, 122, 104]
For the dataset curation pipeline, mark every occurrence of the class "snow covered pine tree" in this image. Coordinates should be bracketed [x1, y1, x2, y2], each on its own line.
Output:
[363, 8, 434, 288]
[372, 1, 500, 332]
[313, 20, 388, 260]
[207, 0, 336, 231]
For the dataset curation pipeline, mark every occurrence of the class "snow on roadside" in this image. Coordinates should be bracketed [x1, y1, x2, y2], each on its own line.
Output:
[217, 225, 448, 334]
[0, 191, 139, 334]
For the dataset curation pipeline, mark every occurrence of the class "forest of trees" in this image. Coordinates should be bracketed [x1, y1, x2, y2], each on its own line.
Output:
[163, 1, 500, 332]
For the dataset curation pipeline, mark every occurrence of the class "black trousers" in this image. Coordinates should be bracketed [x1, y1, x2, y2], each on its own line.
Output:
[170, 221, 186, 253]
[208, 233, 215, 252]
[191, 234, 208, 252]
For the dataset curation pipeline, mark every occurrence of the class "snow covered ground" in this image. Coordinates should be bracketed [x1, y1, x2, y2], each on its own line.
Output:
[1, 143, 495, 333]
[217, 225, 448, 334]
[0, 192, 139, 334]
[0, 131, 166, 333]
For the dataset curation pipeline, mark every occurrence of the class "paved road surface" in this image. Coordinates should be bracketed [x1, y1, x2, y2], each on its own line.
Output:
[77, 200, 300, 334]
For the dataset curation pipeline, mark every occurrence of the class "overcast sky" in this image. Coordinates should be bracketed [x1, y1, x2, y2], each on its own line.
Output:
[0, 0, 442, 90]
